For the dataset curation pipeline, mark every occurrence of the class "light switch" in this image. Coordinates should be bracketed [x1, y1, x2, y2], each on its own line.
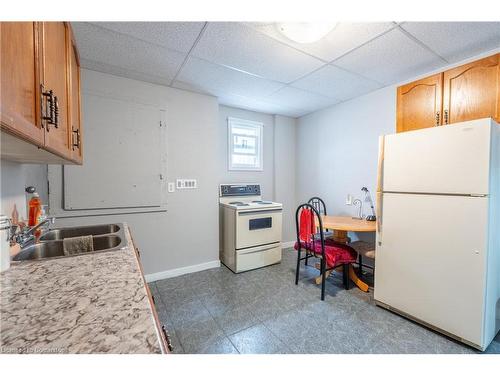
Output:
[168, 182, 175, 193]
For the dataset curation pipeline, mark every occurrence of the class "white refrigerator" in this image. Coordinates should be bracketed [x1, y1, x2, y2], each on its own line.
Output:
[374, 118, 500, 351]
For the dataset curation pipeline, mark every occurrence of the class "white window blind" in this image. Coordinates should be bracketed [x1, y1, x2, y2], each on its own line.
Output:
[228, 117, 263, 171]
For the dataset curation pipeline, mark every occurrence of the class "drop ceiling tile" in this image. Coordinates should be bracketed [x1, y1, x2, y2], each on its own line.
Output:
[400, 22, 500, 63]
[89, 22, 205, 53]
[248, 22, 396, 62]
[192, 22, 324, 83]
[333, 28, 446, 85]
[72, 22, 185, 83]
[170, 80, 213, 96]
[266, 86, 339, 115]
[80, 58, 173, 87]
[175, 57, 285, 98]
[217, 93, 303, 118]
[292, 64, 382, 101]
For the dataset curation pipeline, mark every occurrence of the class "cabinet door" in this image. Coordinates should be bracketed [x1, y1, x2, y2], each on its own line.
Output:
[40, 22, 70, 158]
[396, 73, 443, 133]
[443, 53, 500, 125]
[68, 26, 83, 164]
[0, 22, 44, 145]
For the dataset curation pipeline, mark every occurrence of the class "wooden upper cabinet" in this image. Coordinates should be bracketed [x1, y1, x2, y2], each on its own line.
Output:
[397, 74, 443, 132]
[443, 54, 500, 125]
[396, 53, 500, 133]
[39, 22, 71, 158]
[68, 26, 82, 164]
[0, 22, 44, 144]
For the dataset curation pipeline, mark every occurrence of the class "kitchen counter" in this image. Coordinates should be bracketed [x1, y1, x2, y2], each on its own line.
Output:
[0, 223, 163, 354]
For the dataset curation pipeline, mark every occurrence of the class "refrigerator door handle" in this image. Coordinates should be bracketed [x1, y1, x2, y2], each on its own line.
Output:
[376, 192, 383, 245]
[376, 135, 385, 193]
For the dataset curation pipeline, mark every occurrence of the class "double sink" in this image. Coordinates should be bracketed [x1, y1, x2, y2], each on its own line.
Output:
[13, 223, 126, 261]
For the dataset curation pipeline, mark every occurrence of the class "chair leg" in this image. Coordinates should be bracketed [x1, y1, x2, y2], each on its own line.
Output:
[305, 254, 309, 266]
[320, 258, 326, 301]
[343, 264, 350, 290]
[295, 249, 301, 285]
[358, 254, 363, 275]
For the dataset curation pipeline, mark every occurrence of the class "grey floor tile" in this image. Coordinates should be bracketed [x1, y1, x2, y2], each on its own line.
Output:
[168, 299, 213, 331]
[483, 340, 500, 354]
[213, 305, 261, 335]
[175, 315, 226, 354]
[149, 249, 487, 354]
[228, 323, 289, 354]
[190, 336, 239, 354]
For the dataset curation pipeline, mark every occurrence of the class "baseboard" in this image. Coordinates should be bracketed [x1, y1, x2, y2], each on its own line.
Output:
[145, 260, 221, 283]
[281, 241, 295, 249]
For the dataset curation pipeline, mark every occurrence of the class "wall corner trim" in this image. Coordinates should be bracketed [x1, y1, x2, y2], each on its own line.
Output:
[145, 260, 221, 283]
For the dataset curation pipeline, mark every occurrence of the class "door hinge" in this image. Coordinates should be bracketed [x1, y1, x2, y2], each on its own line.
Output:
[159, 174, 163, 180]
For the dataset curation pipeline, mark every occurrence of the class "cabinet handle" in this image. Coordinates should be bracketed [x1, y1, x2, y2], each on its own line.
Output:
[53, 96, 59, 129]
[41, 86, 55, 130]
[435, 111, 440, 126]
[161, 325, 174, 351]
[72, 128, 80, 150]
[444, 109, 449, 125]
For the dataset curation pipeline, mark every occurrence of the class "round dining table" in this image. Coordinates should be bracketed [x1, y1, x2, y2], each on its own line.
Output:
[315, 215, 376, 292]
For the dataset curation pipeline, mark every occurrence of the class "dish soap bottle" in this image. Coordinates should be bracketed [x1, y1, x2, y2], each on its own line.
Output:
[28, 191, 42, 227]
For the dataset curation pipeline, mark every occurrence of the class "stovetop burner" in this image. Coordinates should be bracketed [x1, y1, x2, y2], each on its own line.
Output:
[252, 200, 273, 204]
[229, 201, 249, 206]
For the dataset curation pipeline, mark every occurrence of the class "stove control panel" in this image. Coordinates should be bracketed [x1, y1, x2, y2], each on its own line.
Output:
[220, 184, 261, 197]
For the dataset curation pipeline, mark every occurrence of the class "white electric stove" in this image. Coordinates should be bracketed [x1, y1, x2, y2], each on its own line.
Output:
[219, 184, 282, 273]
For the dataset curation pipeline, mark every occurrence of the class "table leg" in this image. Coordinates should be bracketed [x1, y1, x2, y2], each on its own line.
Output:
[314, 229, 370, 292]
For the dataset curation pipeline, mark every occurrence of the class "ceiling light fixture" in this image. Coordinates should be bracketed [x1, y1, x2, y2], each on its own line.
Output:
[276, 22, 337, 44]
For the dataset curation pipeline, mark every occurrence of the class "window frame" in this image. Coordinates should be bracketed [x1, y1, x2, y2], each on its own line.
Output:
[227, 117, 264, 171]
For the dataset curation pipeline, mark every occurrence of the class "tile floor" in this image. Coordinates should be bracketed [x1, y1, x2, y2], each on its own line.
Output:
[149, 248, 500, 354]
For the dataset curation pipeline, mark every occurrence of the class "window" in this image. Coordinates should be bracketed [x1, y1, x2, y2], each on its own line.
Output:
[228, 117, 263, 171]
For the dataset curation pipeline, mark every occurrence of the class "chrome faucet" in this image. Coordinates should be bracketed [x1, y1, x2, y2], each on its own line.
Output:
[352, 199, 363, 220]
[11, 217, 55, 248]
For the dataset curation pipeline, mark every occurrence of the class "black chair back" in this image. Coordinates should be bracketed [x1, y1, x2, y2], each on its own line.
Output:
[308, 197, 327, 216]
[295, 203, 326, 259]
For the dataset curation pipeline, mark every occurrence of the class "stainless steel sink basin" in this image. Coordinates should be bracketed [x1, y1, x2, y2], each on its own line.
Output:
[13, 235, 123, 261]
[40, 224, 120, 241]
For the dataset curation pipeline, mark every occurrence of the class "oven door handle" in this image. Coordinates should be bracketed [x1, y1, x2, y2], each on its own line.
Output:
[237, 243, 280, 254]
[238, 209, 283, 216]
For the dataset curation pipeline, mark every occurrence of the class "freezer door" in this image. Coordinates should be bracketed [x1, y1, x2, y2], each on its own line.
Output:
[374, 193, 488, 347]
[383, 118, 492, 195]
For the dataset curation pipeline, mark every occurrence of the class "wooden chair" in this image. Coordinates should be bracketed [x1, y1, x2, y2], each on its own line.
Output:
[350, 240, 376, 276]
[294, 203, 357, 301]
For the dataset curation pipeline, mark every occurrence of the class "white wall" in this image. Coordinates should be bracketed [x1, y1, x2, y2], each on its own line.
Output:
[0, 160, 48, 221]
[48, 70, 220, 277]
[274, 115, 297, 243]
[217, 106, 275, 201]
[217, 107, 297, 243]
[296, 86, 395, 242]
[295, 49, 500, 243]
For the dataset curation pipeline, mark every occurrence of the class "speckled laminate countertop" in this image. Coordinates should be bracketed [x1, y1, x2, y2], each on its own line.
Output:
[0, 223, 163, 354]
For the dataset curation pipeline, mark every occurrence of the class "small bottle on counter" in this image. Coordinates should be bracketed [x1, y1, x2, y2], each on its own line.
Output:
[28, 192, 41, 227]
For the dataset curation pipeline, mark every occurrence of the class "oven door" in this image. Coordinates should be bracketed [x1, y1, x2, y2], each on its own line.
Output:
[235, 208, 282, 249]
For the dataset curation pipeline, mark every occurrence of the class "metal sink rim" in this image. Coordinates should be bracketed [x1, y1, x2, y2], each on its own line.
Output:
[12, 223, 127, 262]
[39, 223, 122, 242]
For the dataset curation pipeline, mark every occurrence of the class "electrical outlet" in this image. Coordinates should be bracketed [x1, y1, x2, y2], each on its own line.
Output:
[168, 182, 175, 193]
[346, 194, 353, 205]
[176, 179, 197, 189]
